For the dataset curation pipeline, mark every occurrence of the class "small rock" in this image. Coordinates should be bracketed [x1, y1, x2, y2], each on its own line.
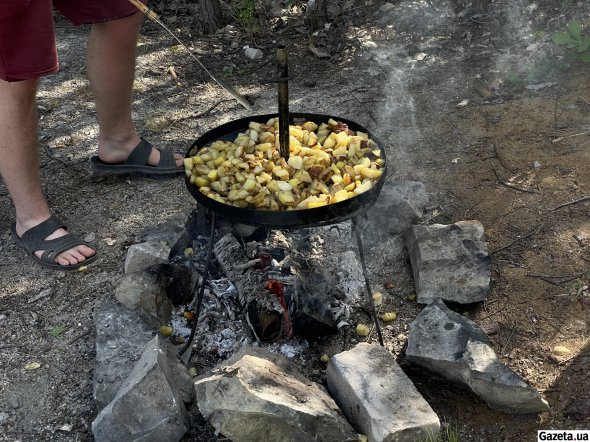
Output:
[525, 82, 557, 91]
[84, 232, 96, 243]
[8, 397, 20, 409]
[244, 47, 264, 60]
[414, 52, 427, 61]
[532, 161, 542, 169]
[552, 345, 571, 357]
[0, 412, 8, 426]
[124, 242, 169, 274]
[457, 99, 469, 107]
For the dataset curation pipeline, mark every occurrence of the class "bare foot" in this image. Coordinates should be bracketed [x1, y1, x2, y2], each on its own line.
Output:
[15, 219, 96, 267]
[97, 135, 183, 167]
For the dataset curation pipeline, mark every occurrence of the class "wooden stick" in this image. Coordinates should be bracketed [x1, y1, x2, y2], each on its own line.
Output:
[490, 161, 540, 194]
[549, 195, 590, 212]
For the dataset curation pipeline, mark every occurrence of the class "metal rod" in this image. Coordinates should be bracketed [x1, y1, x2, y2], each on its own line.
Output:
[178, 211, 217, 360]
[277, 45, 290, 160]
[353, 218, 384, 346]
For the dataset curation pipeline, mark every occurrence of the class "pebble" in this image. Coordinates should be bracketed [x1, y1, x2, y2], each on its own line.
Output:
[552, 345, 571, 356]
[8, 398, 19, 409]
[0, 412, 8, 426]
[84, 232, 96, 243]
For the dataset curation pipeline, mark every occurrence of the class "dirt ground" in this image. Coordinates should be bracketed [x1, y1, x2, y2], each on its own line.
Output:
[1, 0, 589, 441]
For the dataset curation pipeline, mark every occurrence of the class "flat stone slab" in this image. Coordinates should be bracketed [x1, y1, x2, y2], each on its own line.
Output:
[93, 300, 155, 410]
[405, 220, 491, 304]
[92, 335, 190, 442]
[194, 347, 357, 442]
[406, 299, 549, 414]
[327, 343, 440, 441]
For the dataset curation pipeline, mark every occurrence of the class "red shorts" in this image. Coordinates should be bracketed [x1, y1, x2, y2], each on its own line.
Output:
[0, 0, 142, 82]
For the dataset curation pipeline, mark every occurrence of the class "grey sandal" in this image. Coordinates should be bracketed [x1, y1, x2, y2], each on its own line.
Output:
[11, 216, 97, 271]
[89, 138, 183, 175]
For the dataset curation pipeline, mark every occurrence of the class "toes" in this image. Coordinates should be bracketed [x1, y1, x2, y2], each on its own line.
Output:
[174, 153, 183, 167]
[56, 246, 95, 266]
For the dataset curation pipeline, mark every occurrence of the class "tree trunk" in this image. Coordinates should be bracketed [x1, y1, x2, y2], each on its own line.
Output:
[307, 0, 328, 32]
[198, 0, 223, 34]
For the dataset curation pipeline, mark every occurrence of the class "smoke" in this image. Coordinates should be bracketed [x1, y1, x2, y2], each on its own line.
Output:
[369, 0, 556, 179]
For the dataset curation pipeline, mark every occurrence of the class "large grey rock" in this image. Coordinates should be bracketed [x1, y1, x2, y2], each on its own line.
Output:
[92, 335, 190, 442]
[124, 242, 169, 274]
[406, 299, 549, 414]
[327, 343, 440, 442]
[115, 268, 174, 328]
[358, 180, 429, 237]
[405, 220, 491, 304]
[194, 348, 357, 442]
[93, 300, 155, 410]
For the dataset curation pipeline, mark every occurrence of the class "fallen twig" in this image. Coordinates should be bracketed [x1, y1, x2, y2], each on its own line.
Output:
[501, 324, 517, 355]
[67, 329, 92, 345]
[490, 161, 540, 194]
[549, 195, 590, 212]
[491, 224, 542, 254]
[526, 271, 587, 285]
[552, 130, 590, 143]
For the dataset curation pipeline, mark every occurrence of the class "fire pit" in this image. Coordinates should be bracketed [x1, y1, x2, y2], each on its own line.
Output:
[179, 46, 389, 358]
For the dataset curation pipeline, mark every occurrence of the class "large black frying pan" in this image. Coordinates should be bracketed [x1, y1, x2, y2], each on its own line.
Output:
[185, 112, 387, 228]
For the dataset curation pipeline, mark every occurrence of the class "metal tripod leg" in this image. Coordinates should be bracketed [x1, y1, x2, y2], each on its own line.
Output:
[178, 210, 217, 362]
[352, 217, 384, 346]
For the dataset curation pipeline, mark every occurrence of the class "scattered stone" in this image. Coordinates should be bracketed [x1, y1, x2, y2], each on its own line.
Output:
[92, 336, 190, 442]
[195, 348, 357, 442]
[525, 82, 557, 91]
[93, 300, 155, 410]
[0, 412, 8, 426]
[243, 46, 264, 60]
[532, 160, 542, 169]
[405, 221, 491, 304]
[84, 232, 96, 243]
[552, 345, 571, 357]
[327, 343, 440, 442]
[124, 242, 169, 274]
[406, 299, 549, 414]
[457, 99, 469, 107]
[115, 265, 178, 328]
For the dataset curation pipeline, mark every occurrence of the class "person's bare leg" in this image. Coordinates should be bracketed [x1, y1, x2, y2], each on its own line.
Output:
[87, 12, 182, 166]
[0, 79, 95, 266]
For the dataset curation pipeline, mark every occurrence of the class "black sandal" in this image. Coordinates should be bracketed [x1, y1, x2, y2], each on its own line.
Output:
[11, 216, 97, 271]
[89, 138, 183, 175]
